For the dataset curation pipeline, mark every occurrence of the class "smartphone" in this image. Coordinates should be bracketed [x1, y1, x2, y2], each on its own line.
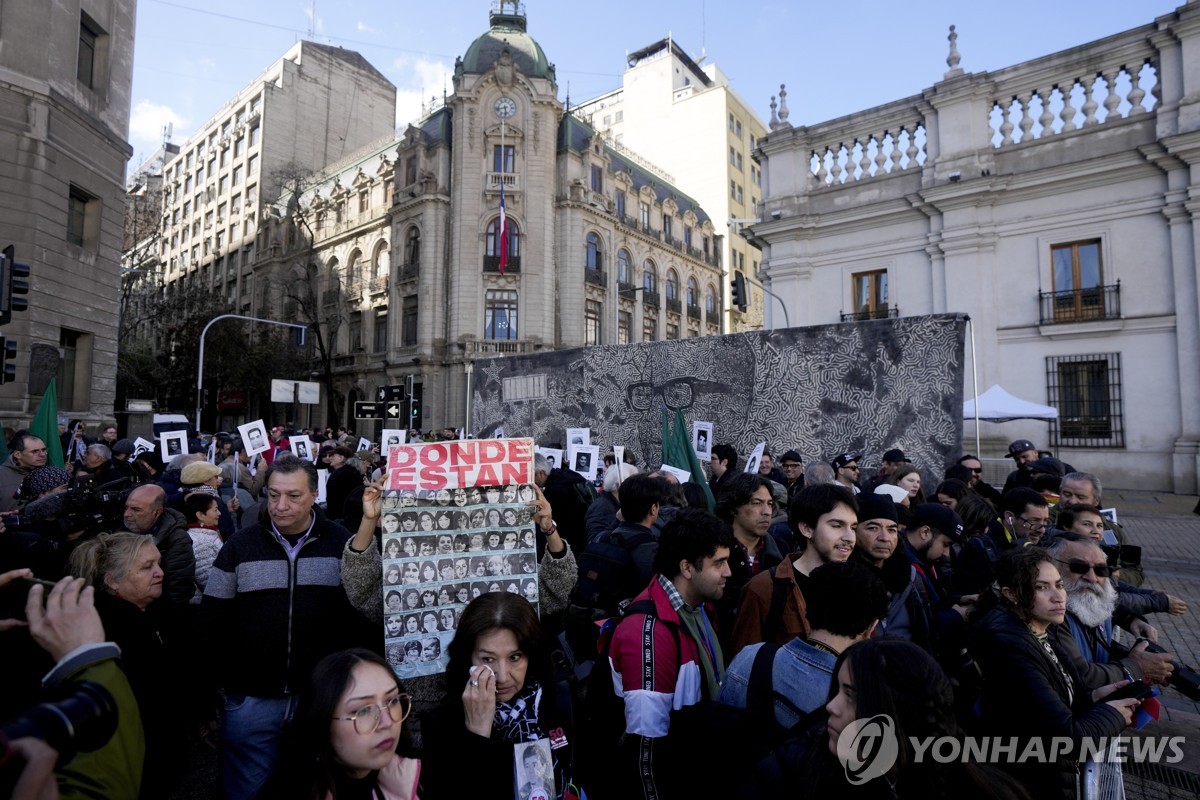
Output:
[1099, 681, 1154, 703]
[0, 575, 59, 620]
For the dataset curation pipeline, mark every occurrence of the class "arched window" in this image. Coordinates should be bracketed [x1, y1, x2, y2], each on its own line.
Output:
[585, 232, 602, 271]
[372, 240, 389, 278]
[666, 269, 679, 301]
[686, 276, 699, 307]
[405, 227, 420, 266]
[326, 256, 340, 291]
[485, 218, 520, 271]
[346, 248, 362, 287]
[617, 249, 632, 285]
[642, 259, 657, 292]
[706, 284, 717, 315]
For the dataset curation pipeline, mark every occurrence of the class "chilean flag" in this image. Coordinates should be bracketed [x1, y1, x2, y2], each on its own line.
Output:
[498, 182, 509, 275]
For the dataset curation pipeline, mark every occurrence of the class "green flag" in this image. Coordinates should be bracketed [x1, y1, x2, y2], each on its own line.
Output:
[660, 406, 714, 511]
[30, 377, 65, 467]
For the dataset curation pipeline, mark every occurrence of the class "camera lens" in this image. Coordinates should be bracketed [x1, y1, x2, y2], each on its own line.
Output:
[0, 681, 117, 762]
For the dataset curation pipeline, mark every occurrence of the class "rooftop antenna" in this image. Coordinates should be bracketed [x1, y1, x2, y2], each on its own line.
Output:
[307, 0, 316, 38]
[701, 0, 707, 60]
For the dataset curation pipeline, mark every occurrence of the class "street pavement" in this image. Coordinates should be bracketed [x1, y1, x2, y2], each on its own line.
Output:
[1105, 490, 1200, 800]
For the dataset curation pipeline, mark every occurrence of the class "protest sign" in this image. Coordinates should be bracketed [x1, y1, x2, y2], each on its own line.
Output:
[382, 438, 539, 678]
[744, 441, 766, 473]
[238, 420, 271, 456]
[159, 430, 187, 460]
[692, 421, 713, 460]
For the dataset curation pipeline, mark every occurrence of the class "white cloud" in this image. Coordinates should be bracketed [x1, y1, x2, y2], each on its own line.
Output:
[391, 56, 455, 128]
[129, 99, 189, 145]
[356, 21, 378, 34]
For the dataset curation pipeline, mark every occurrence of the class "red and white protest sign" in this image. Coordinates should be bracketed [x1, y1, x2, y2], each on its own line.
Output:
[387, 438, 534, 491]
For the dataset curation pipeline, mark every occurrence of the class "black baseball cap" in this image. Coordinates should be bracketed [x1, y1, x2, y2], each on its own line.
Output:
[1008, 439, 1037, 458]
[831, 452, 860, 470]
[910, 503, 965, 543]
[882, 448, 910, 463]
[779, 450, 803, 464]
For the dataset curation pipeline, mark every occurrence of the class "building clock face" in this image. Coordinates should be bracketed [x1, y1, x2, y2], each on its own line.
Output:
[494, 96, 516, 119]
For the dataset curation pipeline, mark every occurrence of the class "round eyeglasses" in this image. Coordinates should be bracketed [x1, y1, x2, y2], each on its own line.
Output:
[334, 693, 412, 734]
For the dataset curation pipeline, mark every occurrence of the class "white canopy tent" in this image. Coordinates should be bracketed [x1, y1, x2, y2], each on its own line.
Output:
[963, 384, 1059, 423]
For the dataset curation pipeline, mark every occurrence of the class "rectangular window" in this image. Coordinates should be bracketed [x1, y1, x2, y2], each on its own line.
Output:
[736, 152, 743, 170]
[67, 187, 89, 245]
[373, 308, 388, 352]
[603, 114, 611, 127]
[683, 227, 692, 247]
[77, 20, 98, 88]
[248, 155, 258, 176]
[219, 175, 229, 194]
[359, 190, 369, 214]
[639, 202, 650, 227]
[643, 318, 656, 342]
[614, 190, 626, 217]
[232, 166, 242, 186]
[405, 157, 417, 185]
[736, 120, 743, 137]
[401, 296, 418, 346]
[851, 269, 889, 320]
[234, 136, 244, 158]
[1046, 353, 1124, 447]
[349, 311, 363, 351]
[663, 215, 672, 239]
[493, 145, 515, 173]
[666, 322, 680, 340]
[590, 165, 603, 192]
[728, 112, 735, 133]
[1049, 239, 1107, 322]
[249, 125, 260, 147]
[585, 300, 602, 346]
[56, 329, 90, 410]
[730, 146, 737, 166]
[485, 289, 519, 340]
[615, 110, 623, 123]
[618, 310, 632, 345]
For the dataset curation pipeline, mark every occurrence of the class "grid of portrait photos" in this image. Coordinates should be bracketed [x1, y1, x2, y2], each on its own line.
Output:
[382, 483, 541, 677]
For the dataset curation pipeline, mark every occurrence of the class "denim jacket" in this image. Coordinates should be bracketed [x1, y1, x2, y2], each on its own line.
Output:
[717, 637, 836, 730]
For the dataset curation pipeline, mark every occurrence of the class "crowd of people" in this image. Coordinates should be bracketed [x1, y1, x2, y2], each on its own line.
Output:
[0, 421, 1192, 800]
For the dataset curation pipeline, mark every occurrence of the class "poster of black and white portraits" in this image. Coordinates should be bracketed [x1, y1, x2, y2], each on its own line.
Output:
[381, 439, 539, 678]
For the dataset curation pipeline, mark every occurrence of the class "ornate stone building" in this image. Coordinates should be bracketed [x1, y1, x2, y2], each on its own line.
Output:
[254, 3, 723, 431]
[0, 0, 135, 422]
[752, 3, 1200, 492]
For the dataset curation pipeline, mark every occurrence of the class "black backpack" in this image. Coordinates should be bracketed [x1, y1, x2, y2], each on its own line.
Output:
[563, 530, 655, 662]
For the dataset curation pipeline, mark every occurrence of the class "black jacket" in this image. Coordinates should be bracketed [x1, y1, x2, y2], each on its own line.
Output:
[542, 467, 595, 555]
[972, 606, 1128, 800]
[150, 508, 198, 608]
[199, 506, 372, 697]
[324, 464, 362, 521]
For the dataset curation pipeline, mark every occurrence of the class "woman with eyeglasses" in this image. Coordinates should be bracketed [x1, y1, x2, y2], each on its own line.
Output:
[268, 647, 421, 799]
[971, 547, 1137, 800]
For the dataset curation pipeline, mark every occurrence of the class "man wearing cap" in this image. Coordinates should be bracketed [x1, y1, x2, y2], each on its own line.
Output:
[863, 448, 910, 493]
[123, 483, 196, 607]
[778, 450, 805, 499]
[900, 503, 976, 660]
[831, 452, 862, 494]
[1001, 439, 1039, 494]
[849, 493, 921, 639]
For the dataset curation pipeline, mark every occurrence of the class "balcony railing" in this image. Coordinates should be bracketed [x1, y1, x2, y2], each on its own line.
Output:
[584, 267, 607, 287]
[468, 339, 528, 355]
[1039, 283, 1120, 325]
[642, 290, 660, 307]
[617, 280, 636, 295]
[368, 276, 389, 295]
[483, 255, 522, 273]
[397, 262, 419, 283]
[666, 297, 682, 314]
[620, 214, 638, 230]
[686, 304, 702, 319]
[841, 306, 900, 322]
[486, 172, 520, 192]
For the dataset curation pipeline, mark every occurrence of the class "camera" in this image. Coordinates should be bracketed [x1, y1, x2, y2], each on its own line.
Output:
[57, 476, 132, 538]
[1144, 641, 1200, 701]
[0, 681, 117, 790]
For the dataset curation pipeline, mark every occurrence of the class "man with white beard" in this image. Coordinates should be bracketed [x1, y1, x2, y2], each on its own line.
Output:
[1045, 533, 1175, 685]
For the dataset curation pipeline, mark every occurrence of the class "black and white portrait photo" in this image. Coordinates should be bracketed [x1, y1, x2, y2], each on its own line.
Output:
[692, 421, 713, 460]
[237, 420, 271, 457]
[159, 430, 187, 460]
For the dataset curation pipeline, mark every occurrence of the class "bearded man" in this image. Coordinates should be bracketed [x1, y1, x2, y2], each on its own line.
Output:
[1045, 533, 1174, 685]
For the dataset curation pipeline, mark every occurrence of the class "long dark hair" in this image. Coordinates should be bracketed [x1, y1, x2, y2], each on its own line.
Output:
[280, 648, 413, 799]
[444, 593, 557, 714]
[828, 638, 1028, 799]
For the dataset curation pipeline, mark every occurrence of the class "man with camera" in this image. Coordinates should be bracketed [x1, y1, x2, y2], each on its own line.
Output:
[0, 570, 145, 799]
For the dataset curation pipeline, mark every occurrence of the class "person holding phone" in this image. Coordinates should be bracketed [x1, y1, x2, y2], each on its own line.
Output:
[971, 547, 1140, 800]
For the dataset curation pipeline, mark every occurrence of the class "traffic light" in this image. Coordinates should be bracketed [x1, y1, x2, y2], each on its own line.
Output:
[731, 272, 748, 312]
[0, 245, 30, 326]
[0, 335, 16, 384]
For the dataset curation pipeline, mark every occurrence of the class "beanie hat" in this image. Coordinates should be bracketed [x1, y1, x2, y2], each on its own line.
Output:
[857, 493, 899, 524]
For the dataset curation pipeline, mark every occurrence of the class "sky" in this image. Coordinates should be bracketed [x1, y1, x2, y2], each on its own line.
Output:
[128, 0, 1184, 172]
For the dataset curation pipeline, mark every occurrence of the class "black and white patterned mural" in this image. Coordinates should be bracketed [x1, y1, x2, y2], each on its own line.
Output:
[470, 314, 966, 476]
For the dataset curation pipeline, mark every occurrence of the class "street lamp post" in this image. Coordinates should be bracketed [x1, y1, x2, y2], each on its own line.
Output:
[196, 313, 308, 433]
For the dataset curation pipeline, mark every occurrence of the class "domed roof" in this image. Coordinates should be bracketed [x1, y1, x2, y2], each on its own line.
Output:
[459, 6, 554, 82]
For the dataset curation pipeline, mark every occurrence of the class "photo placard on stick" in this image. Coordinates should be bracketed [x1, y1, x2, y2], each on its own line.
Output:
[569, 445, 599, 479]
[381, 438, 539, 678]
[744, 441, 766, 474]
[317, 468, 329, 504]
[692, 421, 713, 460]
[290, 434, 315, 462]
[238, 420, 271, 456]
[565, 427, 590, 448]
[356, 436, 372, 454]
[381, 428, 407, 458]
[613, 445, 625, 467]
[536, 447, 563, 471]
[159, 430, 187, 460]
[659, 463, 693, 483]
[132, 437, 156, 459]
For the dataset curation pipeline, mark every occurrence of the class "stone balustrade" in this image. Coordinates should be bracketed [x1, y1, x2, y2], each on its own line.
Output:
[804, 98, 927, 188]
[987, 30, 1158, 148]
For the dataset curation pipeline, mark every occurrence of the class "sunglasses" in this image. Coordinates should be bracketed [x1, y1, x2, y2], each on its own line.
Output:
[1056, 559, 1111, 578]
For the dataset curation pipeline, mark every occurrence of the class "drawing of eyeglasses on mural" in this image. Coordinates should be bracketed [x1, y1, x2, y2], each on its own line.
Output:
[625, 377, 731, 411]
